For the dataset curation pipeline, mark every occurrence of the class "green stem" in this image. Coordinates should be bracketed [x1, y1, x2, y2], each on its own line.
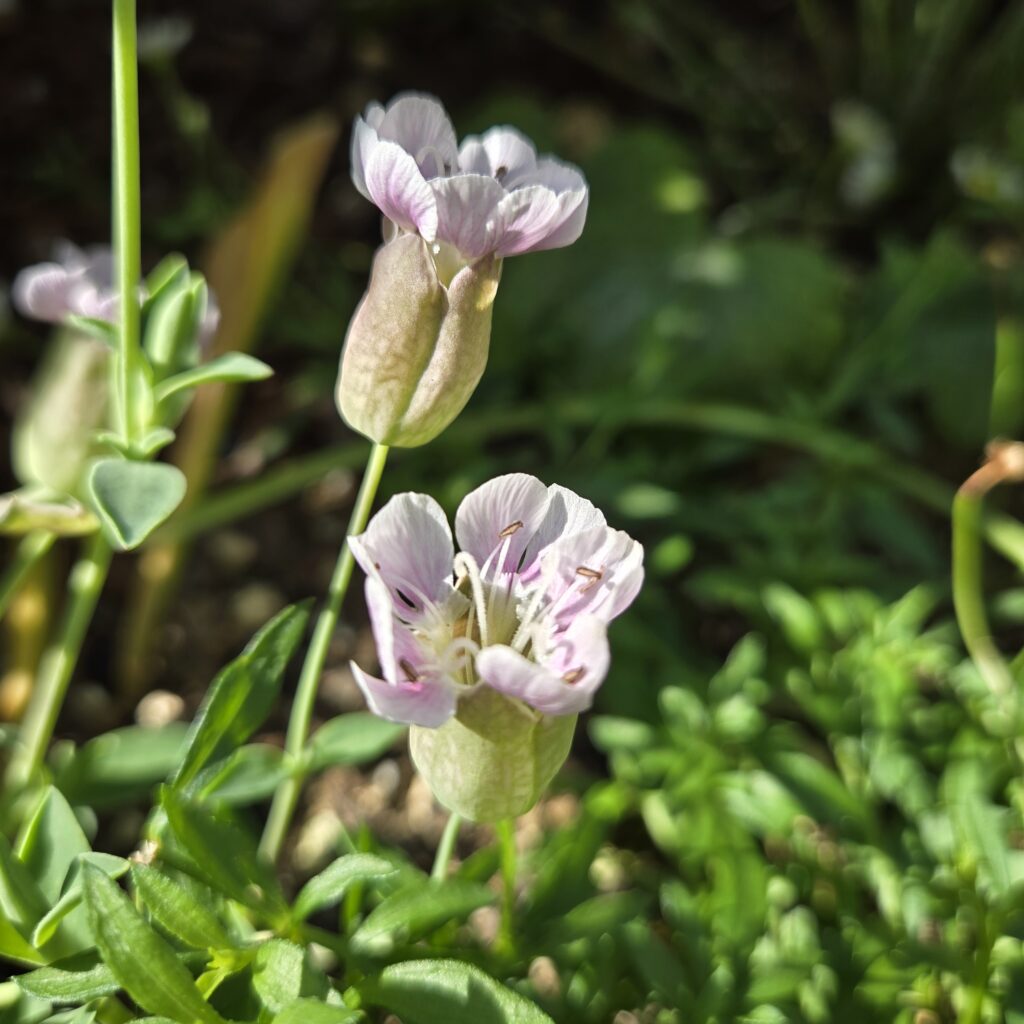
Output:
[260, 443, 390, 863]
[496, 819, 517, 955]
[7, 533, 113, 789]
[112, 0, 143, 445]
[0, 532, 55, 621]
[962, 898, 994, 1024]
[952, 485, 1017, 703]
[431, 812, 462, 881]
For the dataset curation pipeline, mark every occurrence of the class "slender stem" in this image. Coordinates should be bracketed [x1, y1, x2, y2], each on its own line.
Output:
[0, 532, 55, 621]
[496, 818, 517, 955]
[7, 533, 113, 789]
[431, 812, 462, 881]
[260, 443, 390, 862]
[112, 0, 143, 445]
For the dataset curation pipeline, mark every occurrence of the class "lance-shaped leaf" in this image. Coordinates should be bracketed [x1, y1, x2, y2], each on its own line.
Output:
[274, 1000, 360, 1024]
[360, 959, 555, 1024]
[154, 353, 273, 405]
[32, 852, 128, 949]
[350, 881, 495, 957]
[131, 865, 231, 951]
[171, 602, 310, 789]
[252, 940, 330, 1014]
[307, 714, 405, 772]
[81, 864, 226, 1024]
[16, 787, 91, 904]
[293, 854, 397, 921]
[16, 952, 119, 1003]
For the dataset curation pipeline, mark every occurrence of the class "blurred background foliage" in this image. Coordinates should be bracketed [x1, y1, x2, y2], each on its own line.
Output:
[4, 0, 1024, 1021]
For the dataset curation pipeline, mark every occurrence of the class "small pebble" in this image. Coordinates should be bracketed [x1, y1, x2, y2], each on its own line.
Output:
[135, 689, 185, 728]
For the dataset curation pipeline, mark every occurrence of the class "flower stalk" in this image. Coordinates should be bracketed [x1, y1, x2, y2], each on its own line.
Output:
[952, 441, 1024, 715]
[112, 0, 144, 447]
[260, 442, 391, 863]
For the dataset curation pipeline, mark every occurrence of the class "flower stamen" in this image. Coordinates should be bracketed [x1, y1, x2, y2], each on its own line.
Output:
[399, 658, 420, 682]
[563, 667, 586, 685]
[454, 551, 490, 647]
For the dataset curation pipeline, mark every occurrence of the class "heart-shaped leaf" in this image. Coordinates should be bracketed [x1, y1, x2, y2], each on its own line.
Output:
[86, 459, 186, 550]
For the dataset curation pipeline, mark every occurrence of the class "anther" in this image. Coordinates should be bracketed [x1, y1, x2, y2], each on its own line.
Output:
[562, 667, 586, 685]
[399, 658, 420, 682]
[499, 520, 524, 538]
[495, 165, 508, 181]
[576, 565, 603, 592]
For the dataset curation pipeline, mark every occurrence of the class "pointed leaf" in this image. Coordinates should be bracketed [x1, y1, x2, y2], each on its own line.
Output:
[82, 864, 226, 1024]
[253, 940, 329, 1014]
[293, 854, 397, 921]
[16, 788, 91, 904]
[172, 602, 310, 789]
[307, 714, 405, 772]
[16, 952, 118, 1003]
[86, 459, 186, 550]
[360, 959, 555, 1024]
[131, 865, 231, 951]
[31, 853, 128, 949]
[350, 881, 495, 957]
[160, 789, 286, 916]
[0, 910, 44, 966]
[154, 354, 273, 405]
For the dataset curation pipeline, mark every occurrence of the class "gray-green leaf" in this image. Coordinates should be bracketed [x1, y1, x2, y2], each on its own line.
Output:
[131, 864, 231, 951]
[293, 854, 397, 922]
[86, 459, 186, 550]
[307, 714, 405, 772]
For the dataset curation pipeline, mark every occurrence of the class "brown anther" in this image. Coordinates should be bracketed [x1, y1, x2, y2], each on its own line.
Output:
[576, 565, 603, 592]
[562, 667, 585, 685]
[495, 165, 508, 181]
[374, 562, 381, 570]
[499, 520, 524, 538]
[398, 658, 420, 682]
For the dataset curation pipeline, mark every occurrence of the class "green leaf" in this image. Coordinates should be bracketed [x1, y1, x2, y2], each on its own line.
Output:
[144, 273, 202, 380]
[55, 724, 189, 809]
[350, 881, 495, 957]
[361, 959, 554, 1024]
[16, 788, 91, 905]
[160, 789, 286, 916]
[32, 853, 128, 949]
[172, 603, 310, 789]
[81, 864, 226, 1024]
[0, 833, 50, 935]
[143, 255, 190, 312]
[154, 354, 273, 404]
[307, 714, 405, 772]
[274, 999, 360, 1024]
[136, 428, 177, 459]
[0, 910, 44, 966]
[293, 854, 397, 922]
[86, 459, 187, 550]
[65, 316, 117, 347]
[131, 865, 231, 951]
[15, 952, 119, 1003]
[252, 940, 329, 1014]
[195, 745, 289, 805]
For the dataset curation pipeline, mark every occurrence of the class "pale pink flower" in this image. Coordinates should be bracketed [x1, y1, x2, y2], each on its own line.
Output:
[348, 473, 643, 727]
[351, 93, 589, 262]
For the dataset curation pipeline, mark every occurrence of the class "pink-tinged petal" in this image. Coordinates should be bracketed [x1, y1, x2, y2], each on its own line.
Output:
[350, 114, 381, 199]
[70, 282, 119, 322]
[349, 492, 454, 612]
[493, 185, 563, 258]
[528, 189, 589, 253]
[541, 525, 645, 624]
[350, 661, 457, 727]
[12, 263, 81, 322]
[431, 174, 506, 260]
[455, 473, 550, 574]
[364, 141, 439, 239]
[477, 616, 610, 715]
[520, 483, 606, 578]
[378, 93, 459, 179]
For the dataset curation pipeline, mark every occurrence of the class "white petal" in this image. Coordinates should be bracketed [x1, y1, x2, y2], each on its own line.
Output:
[521, 483, 606, 575]
[364, 141, 439, 239]
[431, 174, 506, 260]
[530, 189, 589, 252]
[350, 114, 380, 199]
[493, 185, 563, 258]
[479, 126, 538, 185]
[528, 156, 587, 194]
[349, 492, 454, 612]
[12, 262, 80, 322]
[378, 93, 459, 179]
[457, 138, 491, 176]
[455, 473, 551, 575]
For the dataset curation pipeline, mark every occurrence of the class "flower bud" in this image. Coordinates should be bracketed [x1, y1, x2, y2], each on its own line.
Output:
[13, 332, 110, 497]
[409, 688, 577, 821]
[336, 234, 500, 448]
